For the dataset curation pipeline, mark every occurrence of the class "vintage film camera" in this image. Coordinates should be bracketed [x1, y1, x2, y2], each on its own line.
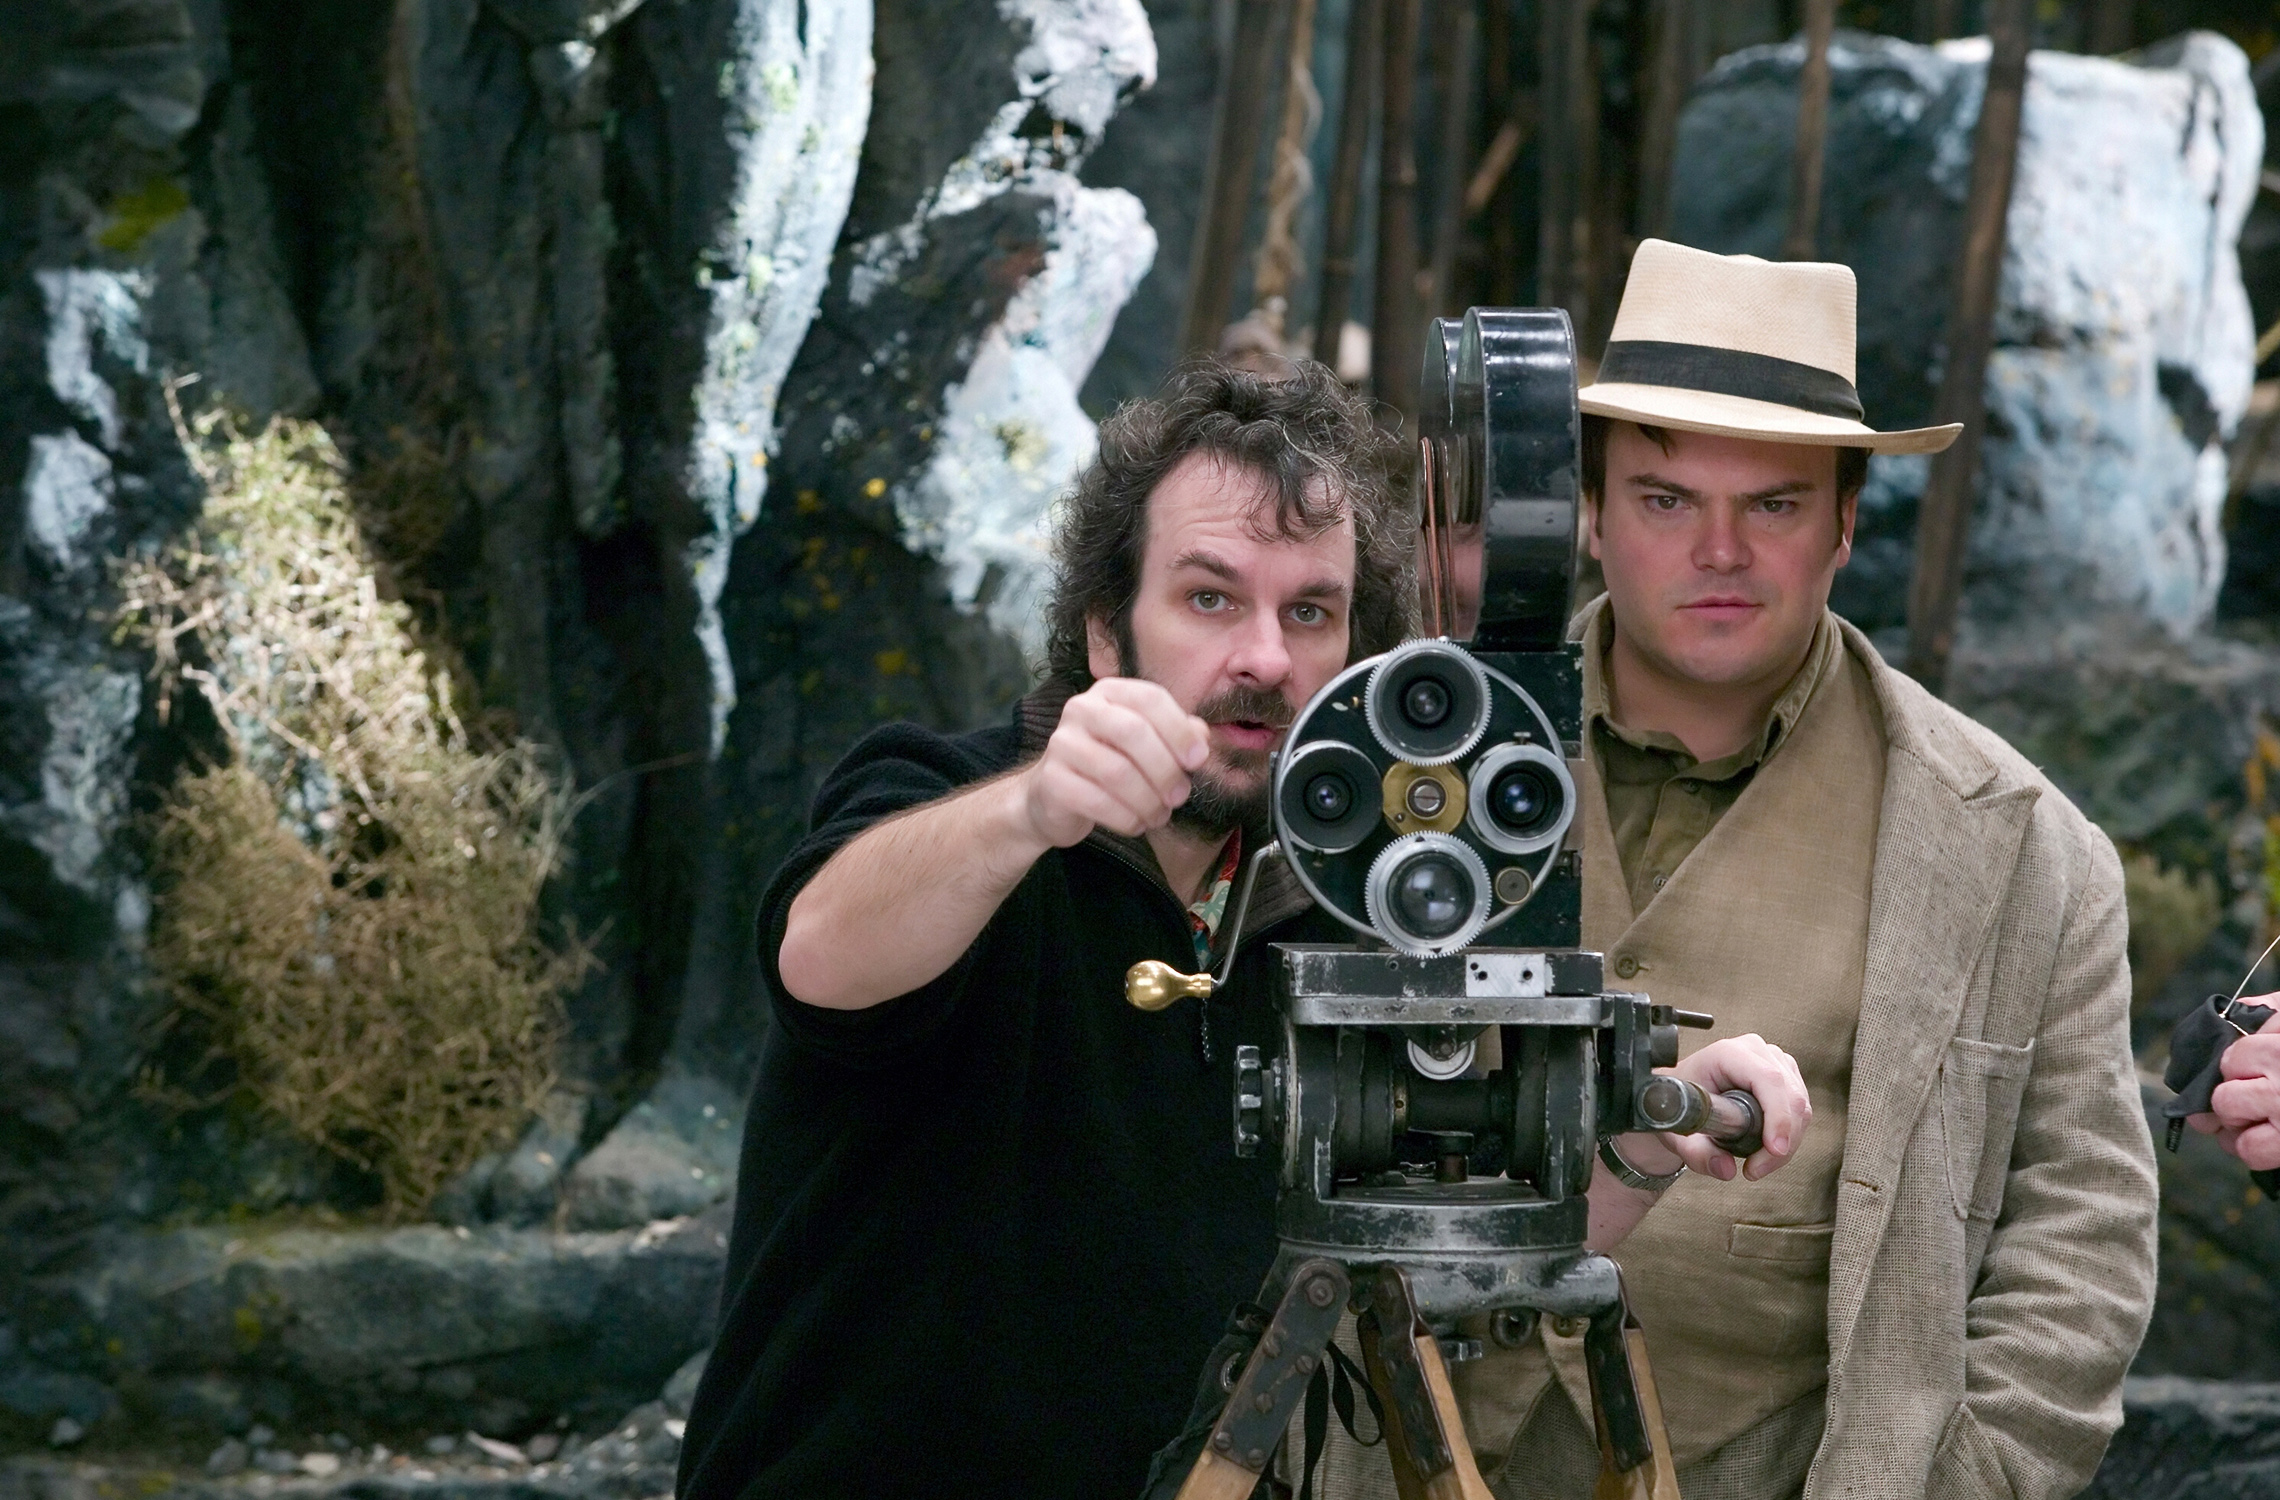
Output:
[1133, 310, 1759, 1496]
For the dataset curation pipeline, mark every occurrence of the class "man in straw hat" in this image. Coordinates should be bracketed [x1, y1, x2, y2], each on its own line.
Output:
[1444, 240, 2158, 1499]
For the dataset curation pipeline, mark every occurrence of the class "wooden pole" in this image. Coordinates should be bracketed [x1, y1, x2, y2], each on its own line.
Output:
[1635, 0, 1690, 241]
[1251, 0, 1323, 320]
[1372, 0, 1426, 421]
[1903, 0, 2032, 692]
[1179, 0, 1288, 355]
[1781, 0, 1837, 261]
[1427, 2, 1479, 318]
[1537, 0, 1596, 325]
[1536, 0, 1575, 311]
[1479, 0, 1521, 305]
[1313, 0, 1384, 368]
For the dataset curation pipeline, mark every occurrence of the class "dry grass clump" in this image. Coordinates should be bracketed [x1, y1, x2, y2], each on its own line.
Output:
[121, 405, 588, 1217]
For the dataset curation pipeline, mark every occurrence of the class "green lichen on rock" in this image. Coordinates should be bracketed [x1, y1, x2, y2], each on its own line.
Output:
[118, 411, 589, 1219]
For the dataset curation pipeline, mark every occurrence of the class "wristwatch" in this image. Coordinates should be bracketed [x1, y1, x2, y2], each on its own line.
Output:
[1599, 1136, 1684, 1192]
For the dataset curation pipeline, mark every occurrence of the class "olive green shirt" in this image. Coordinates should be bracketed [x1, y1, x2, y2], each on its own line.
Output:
[1588, 615, 1843, 916]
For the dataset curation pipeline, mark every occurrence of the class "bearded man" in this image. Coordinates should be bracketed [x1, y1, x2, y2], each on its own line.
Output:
[1435, 242, 2160, 1500]
[676, 360, 1813, 1500]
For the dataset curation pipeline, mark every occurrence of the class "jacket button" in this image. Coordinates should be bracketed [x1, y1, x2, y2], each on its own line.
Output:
[1549, 1315, 1586, 1339]
[1614, 954, 1639, 979]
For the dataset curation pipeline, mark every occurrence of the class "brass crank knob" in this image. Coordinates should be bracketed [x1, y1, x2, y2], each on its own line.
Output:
[1125, 959, 1215, 1011]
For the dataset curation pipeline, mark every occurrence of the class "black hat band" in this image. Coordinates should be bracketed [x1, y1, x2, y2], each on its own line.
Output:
[1596, 339, 1865, 422]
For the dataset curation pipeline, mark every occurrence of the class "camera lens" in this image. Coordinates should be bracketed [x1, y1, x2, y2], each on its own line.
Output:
[1490, 765, 1553, 834]
[1277, 740, 1383, 854]
[1306, 773, 1352, 821]
[1402, 678, 1451, 728]
[1365, 642, 1489, 765]
[1392, 852, 1469, 938]
[1465, 743, 1576, 856]
[1363, 832, 1490, 954]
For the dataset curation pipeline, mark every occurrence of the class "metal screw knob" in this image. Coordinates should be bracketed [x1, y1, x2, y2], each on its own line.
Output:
[1233, 1045, 1265, 1158]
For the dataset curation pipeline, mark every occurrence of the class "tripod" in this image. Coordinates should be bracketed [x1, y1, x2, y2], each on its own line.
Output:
[1174, 1256, 1681, 1500]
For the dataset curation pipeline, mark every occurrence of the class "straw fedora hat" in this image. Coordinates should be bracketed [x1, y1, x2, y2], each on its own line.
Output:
[1578, 239, 1961, 456]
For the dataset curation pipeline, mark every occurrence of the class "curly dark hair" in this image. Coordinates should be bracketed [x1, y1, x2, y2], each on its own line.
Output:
[1042, 359, 1414, 689]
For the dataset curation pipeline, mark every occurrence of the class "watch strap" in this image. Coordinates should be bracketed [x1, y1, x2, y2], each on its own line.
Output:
[1600, 1136, 1684, 1192]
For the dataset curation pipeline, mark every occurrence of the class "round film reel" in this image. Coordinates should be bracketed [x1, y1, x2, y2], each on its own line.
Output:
[1364, 833, 1493, 956]
[1465, 743, 1576, 856]
[1364, 641, 1490, 766]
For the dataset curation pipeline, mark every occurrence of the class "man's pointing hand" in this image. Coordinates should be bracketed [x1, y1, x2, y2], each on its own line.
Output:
[1023, 677, 1210, 847]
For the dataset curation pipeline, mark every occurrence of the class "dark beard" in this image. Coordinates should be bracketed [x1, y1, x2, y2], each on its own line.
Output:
[1169, 683, 1293, 838]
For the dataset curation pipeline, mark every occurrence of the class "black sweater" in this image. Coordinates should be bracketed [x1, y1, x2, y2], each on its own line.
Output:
[677, 703, 1342, 1500]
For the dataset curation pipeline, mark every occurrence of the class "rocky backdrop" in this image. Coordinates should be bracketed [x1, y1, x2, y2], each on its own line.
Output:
[5, 0, 2280, 1492]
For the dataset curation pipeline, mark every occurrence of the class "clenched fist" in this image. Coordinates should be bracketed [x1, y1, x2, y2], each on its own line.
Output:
[1650, 1032, 1813, 1182]
[1021, 677, 1211, 847]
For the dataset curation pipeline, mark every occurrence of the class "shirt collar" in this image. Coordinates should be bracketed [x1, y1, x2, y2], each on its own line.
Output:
[1578, 602, 1841, 772]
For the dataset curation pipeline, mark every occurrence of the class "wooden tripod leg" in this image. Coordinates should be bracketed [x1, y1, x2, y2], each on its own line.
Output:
[1177, 1449, 1269, 1500]
[1413, 1333, 1496, 1500]
[1356, 1271, 1495, 1500]
[1590, 1326, 1681, 1500]
[1174, 1259, 1351, 1500]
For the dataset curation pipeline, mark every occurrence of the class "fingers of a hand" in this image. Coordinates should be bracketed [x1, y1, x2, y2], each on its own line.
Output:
[1030, 761, 1150, 839]
[2234, 1122, 2280, 1171]
[1678, 1035, 1810, 1158]
[2211, 1072, 2280, 1134]
[1067, 698, 1193, 806]
[1052, 735, 1178, 831]
[2187, 1111, 2221, 1135]
[1089, 678, 1209, 770]
[2220, 1033, 2280, 1081]
[1664, 1134, 1737, 1179]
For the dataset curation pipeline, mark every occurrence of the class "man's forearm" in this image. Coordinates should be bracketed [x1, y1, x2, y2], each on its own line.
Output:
[778, 770, 1050, 1010]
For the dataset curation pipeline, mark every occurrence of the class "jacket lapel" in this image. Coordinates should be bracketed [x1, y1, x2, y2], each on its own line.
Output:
[1823, 625, 2040, 1371]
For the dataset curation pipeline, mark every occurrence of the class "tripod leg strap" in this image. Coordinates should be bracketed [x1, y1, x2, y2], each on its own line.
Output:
[1356, 1270, 1496, 1500]
[1176, 1259, 1350, 1500]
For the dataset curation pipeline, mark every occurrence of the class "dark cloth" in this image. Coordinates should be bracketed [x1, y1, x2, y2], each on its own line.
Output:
[2162, 993, 2280, 1195]
[676, 698, 1340, 1500]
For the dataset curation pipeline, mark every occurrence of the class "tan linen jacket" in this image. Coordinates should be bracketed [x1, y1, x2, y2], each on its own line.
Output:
[1794, 618, 2157, 1499]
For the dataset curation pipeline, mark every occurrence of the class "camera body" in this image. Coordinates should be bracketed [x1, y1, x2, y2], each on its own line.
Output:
[1241, 309, 1699, 1325]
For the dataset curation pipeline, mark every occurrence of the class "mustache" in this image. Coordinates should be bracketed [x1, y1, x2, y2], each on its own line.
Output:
[1196, 684, 1295, 729]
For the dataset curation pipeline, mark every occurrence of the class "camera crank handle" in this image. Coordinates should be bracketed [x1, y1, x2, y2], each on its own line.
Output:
[1636, 1076, 1767, 1160]
[1124, 841, 1286, 1011]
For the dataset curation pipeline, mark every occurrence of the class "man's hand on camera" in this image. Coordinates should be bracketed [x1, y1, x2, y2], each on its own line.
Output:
[2187, 1005, 2280, 1171]
[1616, 1034, 1812, 1185]
[1022, 677, 1210, 846]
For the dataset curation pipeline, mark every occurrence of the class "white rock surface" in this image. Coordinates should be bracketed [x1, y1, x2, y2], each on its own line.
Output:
[1670, 31, 2263, 639]
[1972, 32, 2260, 635]
[685, 0, 877, 751]
[880, 0, 1159, 658]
